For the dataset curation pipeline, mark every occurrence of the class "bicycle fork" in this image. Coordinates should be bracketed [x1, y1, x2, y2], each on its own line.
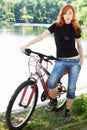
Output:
[19, 84, 37, 108]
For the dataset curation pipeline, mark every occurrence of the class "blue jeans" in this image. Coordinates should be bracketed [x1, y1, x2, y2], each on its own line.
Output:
[48, 58, 81, 99]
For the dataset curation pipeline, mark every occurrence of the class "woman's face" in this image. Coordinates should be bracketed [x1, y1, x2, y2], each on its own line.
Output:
[63, 9, 73, 24]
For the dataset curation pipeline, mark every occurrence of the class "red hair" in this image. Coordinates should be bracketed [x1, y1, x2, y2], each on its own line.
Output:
[55, 4, 82, 34]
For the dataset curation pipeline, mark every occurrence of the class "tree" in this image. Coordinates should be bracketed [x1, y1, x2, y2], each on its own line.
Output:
[0, 0, 87, 28]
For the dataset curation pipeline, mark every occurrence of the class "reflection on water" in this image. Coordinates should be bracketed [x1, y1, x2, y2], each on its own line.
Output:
[0, 25, 87, 112]
[0, 24, 47, 36]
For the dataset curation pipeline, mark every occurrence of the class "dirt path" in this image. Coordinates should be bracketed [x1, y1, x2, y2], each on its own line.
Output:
[81, 127, 87, 130]
[54, 119, 87, 130]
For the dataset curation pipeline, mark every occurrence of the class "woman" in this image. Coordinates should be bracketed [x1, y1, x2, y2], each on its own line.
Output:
[21, 4, 83, 119]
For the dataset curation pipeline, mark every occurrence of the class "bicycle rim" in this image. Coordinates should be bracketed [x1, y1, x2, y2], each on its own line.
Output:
[6, 80, 38, 130]
[56, 74, 68, 110]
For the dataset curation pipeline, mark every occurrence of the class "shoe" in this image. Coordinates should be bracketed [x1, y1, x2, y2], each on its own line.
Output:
[45, 98, 57, 111]
[64, 111, 71, 120]
[57, 111, 71, 120]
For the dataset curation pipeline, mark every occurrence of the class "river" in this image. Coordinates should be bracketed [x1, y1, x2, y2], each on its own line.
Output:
[0, 25, 87, 112]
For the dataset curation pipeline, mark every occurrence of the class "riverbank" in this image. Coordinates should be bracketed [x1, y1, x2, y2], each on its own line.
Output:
[0, 113, 87, 130]
[1, 116, 87, 130]
[0, 94, 87, 130]
[7, 22, 87, 40]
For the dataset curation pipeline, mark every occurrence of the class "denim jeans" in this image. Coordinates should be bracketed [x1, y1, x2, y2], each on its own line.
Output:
[48, 58, 81, 99]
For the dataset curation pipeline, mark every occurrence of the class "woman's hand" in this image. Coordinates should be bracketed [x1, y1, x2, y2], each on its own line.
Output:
[79, 58, 84, 65]
[20, 45, 27, 53]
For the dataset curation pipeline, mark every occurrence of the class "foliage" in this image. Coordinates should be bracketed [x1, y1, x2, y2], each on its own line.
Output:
[72, 94, 87, 116]
[0, 0, 87, 28]
[71, 0, 87, 27]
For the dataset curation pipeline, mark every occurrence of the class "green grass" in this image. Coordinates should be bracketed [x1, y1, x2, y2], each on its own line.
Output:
[0, 94, 87, 130]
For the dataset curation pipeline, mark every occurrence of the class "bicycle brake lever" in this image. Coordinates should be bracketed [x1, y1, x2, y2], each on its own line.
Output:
[49, 60, 53, 65]
[44, 58, 53, 65]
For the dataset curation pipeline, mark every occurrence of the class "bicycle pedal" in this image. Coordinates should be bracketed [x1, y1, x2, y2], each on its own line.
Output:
[57, 88, 62, 94]
[41, 91, 46, 101]
[57, 87, 66, 94]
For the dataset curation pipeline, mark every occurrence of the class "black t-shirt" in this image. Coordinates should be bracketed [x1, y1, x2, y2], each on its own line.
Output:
[48, 23, 81, 58]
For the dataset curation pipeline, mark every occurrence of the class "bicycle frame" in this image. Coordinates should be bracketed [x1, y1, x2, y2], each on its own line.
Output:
[19, 53, 67, 108]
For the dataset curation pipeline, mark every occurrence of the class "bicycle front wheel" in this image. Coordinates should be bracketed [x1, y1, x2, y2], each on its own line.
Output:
[6, 80, 38, 130]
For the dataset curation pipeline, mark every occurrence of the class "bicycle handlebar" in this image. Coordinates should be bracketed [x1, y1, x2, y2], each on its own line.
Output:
[25, 49, 58, 61]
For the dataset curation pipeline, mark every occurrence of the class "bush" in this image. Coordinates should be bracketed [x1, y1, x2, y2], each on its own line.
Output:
[72, 94, 87, 115]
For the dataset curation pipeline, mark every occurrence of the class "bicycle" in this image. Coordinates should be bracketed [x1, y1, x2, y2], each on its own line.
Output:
[6, 48, 68, 130]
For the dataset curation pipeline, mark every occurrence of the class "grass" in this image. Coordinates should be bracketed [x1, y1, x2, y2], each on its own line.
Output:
[0, 94, 87, 130]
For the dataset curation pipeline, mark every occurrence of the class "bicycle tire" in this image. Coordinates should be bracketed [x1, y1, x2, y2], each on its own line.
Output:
[55, 73, 68, 111]
[6, 80, 38, 130]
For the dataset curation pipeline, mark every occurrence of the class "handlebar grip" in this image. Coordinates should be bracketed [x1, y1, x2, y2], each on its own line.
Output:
[25, 49, 32, 56]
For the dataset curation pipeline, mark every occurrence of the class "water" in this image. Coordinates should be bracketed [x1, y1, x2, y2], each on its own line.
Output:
[0, 25, 87, 112]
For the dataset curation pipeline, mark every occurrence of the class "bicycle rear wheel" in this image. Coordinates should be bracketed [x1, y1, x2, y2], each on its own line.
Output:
[6, 80, 38, 130]
[56, 73, 68, 110]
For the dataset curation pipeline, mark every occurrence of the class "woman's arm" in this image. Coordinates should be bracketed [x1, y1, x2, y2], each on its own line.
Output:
[76, 38, 84, 65]
[20, 30, 51, 52]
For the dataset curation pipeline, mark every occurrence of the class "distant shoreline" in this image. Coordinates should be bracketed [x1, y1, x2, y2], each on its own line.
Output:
[13, 23, 51, 28]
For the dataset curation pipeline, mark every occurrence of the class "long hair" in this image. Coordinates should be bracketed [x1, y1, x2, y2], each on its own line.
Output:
[55, 4, 82, 34]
